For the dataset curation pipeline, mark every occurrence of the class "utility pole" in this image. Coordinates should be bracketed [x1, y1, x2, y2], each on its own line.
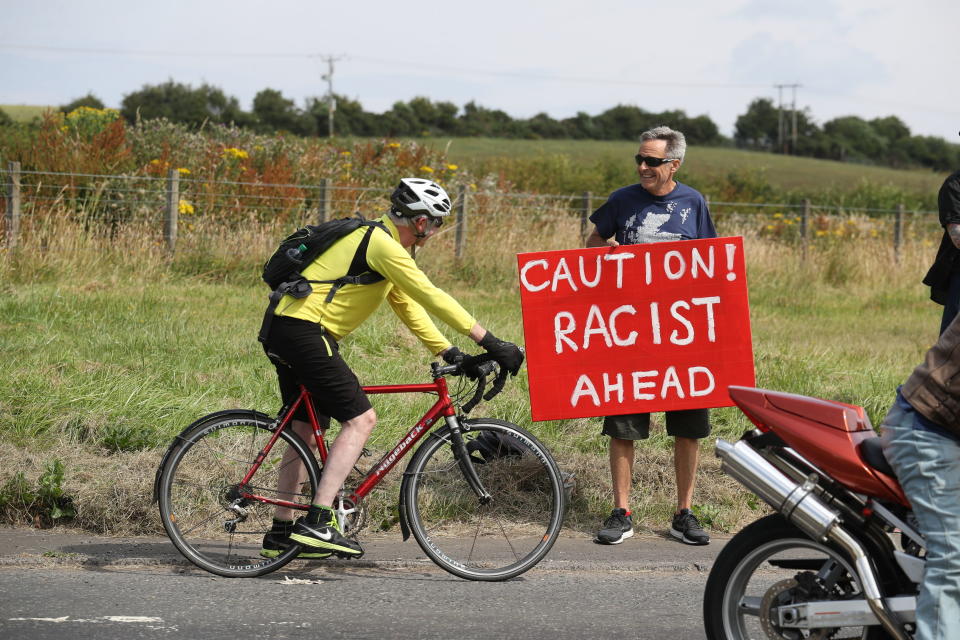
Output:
[774, 83, 801, 154]
[790, 84, 802, 153]
[320, 55, 345, 138]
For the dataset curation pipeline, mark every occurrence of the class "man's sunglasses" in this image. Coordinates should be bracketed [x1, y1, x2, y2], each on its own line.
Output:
[634, 154, 676, 168]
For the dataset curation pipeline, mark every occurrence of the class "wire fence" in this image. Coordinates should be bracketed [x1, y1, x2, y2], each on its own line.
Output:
[1, 164, 942, 259]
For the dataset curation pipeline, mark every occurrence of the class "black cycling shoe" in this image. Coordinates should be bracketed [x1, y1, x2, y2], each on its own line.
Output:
[260, 530, 332, 560]
[289, 515, 364, 558]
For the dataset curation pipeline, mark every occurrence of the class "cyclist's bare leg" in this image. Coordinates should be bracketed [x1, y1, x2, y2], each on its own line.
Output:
[274, 419, 317, 521]
[314, 408, 377, 507]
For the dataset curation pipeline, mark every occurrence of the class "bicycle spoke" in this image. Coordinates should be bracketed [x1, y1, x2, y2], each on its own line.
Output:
[406, 421, 564, 580]
[158, 413, 320, 578]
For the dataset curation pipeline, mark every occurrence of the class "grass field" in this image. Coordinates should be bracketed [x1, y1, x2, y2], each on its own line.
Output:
[0, 203, 942, 538]
[0, 104, 52, 122]
[418, 137, 947, 205]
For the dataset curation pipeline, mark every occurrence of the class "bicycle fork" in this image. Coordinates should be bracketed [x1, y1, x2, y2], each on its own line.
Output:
[445, 416, 492, 504]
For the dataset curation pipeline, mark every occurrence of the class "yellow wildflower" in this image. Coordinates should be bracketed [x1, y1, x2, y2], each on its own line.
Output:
[221, 147, 249, 160]
[816, 230, 827, 237]
[387, 142, 401, 148]
[420, 166, 434, 173]
[177, 167, 191, 176]
[340, 150, 352, 156]
[772, 213, 783, 219]
[446, 164, 458, 171]
[765, 225, 775, 231]
[178, 200, 195, 215]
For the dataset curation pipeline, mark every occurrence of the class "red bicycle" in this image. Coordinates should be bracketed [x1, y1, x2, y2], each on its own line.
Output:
[153, 356, 566, 581]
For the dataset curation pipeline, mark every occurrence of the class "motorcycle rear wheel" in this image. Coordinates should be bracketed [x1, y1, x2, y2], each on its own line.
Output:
[703, 514, 892, 640]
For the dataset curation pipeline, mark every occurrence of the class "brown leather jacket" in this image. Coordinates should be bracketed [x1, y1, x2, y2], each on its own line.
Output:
[902, 314, 960, 437]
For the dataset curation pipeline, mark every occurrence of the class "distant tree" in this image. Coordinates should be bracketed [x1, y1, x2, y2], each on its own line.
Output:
[560, 112, 597, 139]
[457, 102, 515, 137]
[526, 113, 568, 139]
[404, 97, 458, 134]
[307, 94, 380, 137]
[60, 93, 106, 113]
[252, 88, 312, 135]
[901, 135, 959, 172]
[680, 114, 722, 145]
[120, 80, 251, 127]
[823, 116, 887, 163]
[592, 105, 655, 140]
[734, 98, 779, 150]
[0, 108, 12, 127]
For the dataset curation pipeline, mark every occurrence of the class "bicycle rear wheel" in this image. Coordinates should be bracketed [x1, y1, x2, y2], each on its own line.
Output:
[403, 418, 565, 581]
[156, 411, 321, 578]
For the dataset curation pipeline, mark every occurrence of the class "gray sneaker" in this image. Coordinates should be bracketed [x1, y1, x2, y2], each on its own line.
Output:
[595, 508, 634, 544]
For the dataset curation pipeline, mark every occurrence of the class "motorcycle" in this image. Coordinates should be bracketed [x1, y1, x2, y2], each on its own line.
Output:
[703, 386, 921, 640]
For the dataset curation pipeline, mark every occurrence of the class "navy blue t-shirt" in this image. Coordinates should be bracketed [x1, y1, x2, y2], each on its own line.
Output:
[590, 181, 716, 245]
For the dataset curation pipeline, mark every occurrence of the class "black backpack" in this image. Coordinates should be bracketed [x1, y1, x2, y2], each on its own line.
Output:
[257, 216, 388, 344]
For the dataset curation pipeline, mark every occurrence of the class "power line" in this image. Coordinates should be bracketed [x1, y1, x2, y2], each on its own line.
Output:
[0, 43, 768, 90]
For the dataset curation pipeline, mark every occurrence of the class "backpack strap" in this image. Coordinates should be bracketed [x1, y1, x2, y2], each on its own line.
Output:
[257, 221, 388, 345]
[321, 223, 386, 303]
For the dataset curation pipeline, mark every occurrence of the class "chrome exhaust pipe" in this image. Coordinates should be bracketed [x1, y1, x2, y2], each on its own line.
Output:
[716, 439, 910, 640]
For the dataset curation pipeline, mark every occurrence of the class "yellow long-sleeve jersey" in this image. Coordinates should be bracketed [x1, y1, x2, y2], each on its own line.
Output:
[274, 215, 476, 355]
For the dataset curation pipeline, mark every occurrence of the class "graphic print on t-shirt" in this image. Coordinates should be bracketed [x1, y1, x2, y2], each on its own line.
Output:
[623, 206, 682, 244]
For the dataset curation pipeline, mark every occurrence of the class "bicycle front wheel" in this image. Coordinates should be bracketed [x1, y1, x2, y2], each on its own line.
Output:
[156, 411, 321, 578]
[403, 418, 565, 581]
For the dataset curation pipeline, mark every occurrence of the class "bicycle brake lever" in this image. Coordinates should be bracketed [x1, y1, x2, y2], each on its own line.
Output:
[483, 365, 508, 402]
[462, 373, 487, 414]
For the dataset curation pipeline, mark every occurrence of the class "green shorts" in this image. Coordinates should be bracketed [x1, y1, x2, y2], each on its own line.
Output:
[602, 409, 711, 441]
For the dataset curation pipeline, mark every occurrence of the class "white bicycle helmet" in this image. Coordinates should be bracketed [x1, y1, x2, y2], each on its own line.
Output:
[390, 178, 452, 219]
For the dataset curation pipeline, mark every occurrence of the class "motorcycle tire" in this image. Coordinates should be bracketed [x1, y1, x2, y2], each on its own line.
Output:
[703, 513, 893, 640]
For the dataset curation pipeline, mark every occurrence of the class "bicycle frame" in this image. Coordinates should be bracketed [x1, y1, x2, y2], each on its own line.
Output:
[238, 375, 458, 511]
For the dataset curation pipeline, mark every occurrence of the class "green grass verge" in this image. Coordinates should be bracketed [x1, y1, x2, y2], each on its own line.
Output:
[0, 231, 940, 537]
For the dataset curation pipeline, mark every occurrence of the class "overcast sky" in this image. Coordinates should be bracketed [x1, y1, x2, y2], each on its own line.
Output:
[2, 0, 958, 142]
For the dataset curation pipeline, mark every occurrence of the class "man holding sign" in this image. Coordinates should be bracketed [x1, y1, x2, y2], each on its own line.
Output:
[586, 126, 716, 546]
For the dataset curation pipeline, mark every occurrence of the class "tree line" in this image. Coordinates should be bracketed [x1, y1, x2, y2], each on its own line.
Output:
[18, 80, 960, 172]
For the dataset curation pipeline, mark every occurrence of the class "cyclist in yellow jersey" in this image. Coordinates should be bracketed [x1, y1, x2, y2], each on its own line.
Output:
[260, 178, 524, 559]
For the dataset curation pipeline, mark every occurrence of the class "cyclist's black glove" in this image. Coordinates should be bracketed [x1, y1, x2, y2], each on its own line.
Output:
[478, 331, 524, 376]
[442, 346, 467, 365]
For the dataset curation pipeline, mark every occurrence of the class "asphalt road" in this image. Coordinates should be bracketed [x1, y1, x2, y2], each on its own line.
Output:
[0, 528, 723, 640]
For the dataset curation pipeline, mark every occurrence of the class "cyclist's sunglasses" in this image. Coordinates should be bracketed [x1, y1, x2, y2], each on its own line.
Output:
[635, 154, 676, 168]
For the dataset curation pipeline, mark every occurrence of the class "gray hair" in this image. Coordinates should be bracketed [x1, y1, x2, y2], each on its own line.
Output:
[639, 126, 687, 163]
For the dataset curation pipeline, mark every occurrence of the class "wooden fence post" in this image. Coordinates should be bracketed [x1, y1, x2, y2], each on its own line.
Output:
[580, 191, 592, 243]
[4, 162, 20, 249]
[455, 184, 468, 260]
[801, 199, 810, 259]
[894, 203, 905, 262]
[319, 178, 331, 224]
[164, 168, 179, 253]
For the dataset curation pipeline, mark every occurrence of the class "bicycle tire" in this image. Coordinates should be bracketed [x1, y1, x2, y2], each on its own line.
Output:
[156, 411, 322, 578]
[403, 418, 565, 581]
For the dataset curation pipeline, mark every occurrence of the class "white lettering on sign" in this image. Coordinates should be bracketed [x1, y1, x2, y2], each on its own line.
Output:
[569, 366, 717, 407]
[555, 311, 577, 354]
[552, 258, 577, 292]
[519, 259, 550, 292]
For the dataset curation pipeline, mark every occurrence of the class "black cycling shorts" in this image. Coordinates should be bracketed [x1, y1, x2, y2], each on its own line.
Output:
[264, 315, 372, 424]
[602, 409, 711, 440]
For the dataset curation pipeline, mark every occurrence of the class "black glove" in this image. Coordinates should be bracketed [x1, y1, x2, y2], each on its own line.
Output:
[442, 346, 466, 365]
[478, 331, 524, 376]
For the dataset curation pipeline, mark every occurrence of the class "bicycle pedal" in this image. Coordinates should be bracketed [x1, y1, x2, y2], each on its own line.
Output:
[333, 549, 364, 560]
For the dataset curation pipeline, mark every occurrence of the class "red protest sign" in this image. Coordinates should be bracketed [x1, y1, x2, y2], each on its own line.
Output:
[517, 237, 755, 422]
